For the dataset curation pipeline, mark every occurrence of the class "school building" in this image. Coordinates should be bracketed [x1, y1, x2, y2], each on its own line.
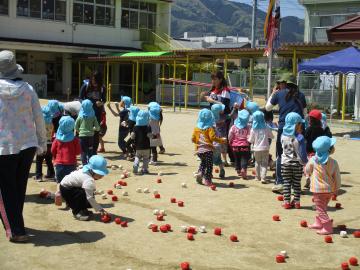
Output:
[0, 0, 172, 98]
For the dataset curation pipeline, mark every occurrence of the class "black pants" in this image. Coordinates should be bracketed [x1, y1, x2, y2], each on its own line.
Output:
[233, 150, 250, 171]
[93, 131, 100, 156]
[126, 139, 135, 156]
[197, 151, 213, 182]
[0, 147, 36, 238]
[151, 147, 158, 162]
[60, 186, 91, 215]
[80, 136, 94, 165]
[35, 144, 54, 178]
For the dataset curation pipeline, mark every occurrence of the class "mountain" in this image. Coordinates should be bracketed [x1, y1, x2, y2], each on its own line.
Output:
[171, 0, 304, 43]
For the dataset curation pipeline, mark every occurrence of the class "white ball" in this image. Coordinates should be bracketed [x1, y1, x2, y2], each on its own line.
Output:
[158, 172, 163, 176]
[181, 183, 187, 188]
[119, 165, 123, 169]
[340, 231, 348, 238]
[111, 165, 117, 170]
[136, 188, 142, 193]
[159, 210, 166, 216]
[115, 184, 122, 189]
[101, 194, 107, 199]
[147, 222, 154, 229]
[153, 189, 159, 195]
[199, 226, 207, 233]
[143, 188, 150, 193]
[153, 209, 160, 215]
[280, 251, 288, 258]
[122, 191, 128, 196]
[180, 225, 188, 232]
[120, 174, 126, 179]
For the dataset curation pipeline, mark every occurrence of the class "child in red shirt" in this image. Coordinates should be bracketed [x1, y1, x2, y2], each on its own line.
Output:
[51, 116, 81, 205]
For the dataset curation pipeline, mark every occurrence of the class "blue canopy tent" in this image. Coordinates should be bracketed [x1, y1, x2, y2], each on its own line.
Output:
[298, 46, 360, 122]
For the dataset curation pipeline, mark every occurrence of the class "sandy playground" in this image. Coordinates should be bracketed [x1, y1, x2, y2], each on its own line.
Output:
[0, 102, 359, 270]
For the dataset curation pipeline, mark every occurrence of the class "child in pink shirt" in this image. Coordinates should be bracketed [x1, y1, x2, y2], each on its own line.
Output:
[228, 110, 250, 179]
[248, 111, 274, 184]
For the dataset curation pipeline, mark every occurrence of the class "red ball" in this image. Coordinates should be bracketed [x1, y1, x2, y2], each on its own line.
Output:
[101, 214, 111, 223]
[312, 197, 315, 203]
[170, 198, 177, 203]
[107, 190, 113, 195]
[300, 220, 308, 228]
[335, 203, 342, 209]
[157, 214, 164, 221]
[272, 215, 280, 221]
[229, 182, 234, 187]
[187, 233, 194, 240]
[157, 178, 162, 183]
[178, 201, 184, 207]
[214, 168, 219, 173]
[354, 230, 360, 238]
[252, 170, 256, 176]
[341, 262, 350, 270]
[210, 184, 216, 191]
[324, 235, 333, 243]
[120, 221, 128, 227]
[349, 257, 358, 266]
[277, 195, 284, 201]
[165, 224, 171, 231]
[111, 195, 118, 202]
[332, 194, 337, 201]
[276, 255, 285, 263]
[121, 181, 127, 186]
[114, 217, 121, 224]
[214, 227, 222, 236]
[151, 224, 158, 232]
[180, 262, 190, 270]
[160, 225, 168, 233]
[117, 180, 123, 185]
[230, 234, 238, 242]
[187, 227, 196, 234]
[39, 191, 48, 198]
[154, 193, 161, 199]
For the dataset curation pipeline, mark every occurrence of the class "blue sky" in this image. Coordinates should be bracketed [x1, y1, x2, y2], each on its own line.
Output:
[231, 0, 305, 19]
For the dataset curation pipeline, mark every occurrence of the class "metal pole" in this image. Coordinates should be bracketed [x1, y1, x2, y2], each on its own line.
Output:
[249, 58, 254, 99]
[141, 63, 144, 103]
[132, 63, 135, 100]
[251, 0, 257, 49]
[185, 55, 189, 109]
[161, 64, 165, 105]
[292, 49, 297, 76]
[224, 54, 228, 76]
[342, 74, 347, 121]
[135, 61, 139, 105]
[330, 74, 334, 126]
[106, 61, 110, 93]
[173, 60, 176, 111]
[267, 49, 273, 99]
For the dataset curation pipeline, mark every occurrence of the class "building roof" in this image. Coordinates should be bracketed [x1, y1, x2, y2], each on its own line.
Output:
[327, 15, 360, 41]
[207, 42, 250, 49]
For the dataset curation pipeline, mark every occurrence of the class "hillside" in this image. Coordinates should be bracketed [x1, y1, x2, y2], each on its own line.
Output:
[171, 0, 304, 42]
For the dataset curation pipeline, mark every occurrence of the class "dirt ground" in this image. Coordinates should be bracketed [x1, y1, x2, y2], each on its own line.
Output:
[0, 102, 359, 270]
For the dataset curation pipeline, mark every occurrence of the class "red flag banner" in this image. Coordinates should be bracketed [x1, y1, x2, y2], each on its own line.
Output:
[264, 0, 281, 57]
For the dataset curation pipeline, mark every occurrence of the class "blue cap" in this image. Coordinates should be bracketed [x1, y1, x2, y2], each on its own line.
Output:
[197, 109, 214, 130]
[121, 96, 132, 109]
[252, 110, 266, 130]
[148, 102, 161, 121]
[234, 109, 250, 129]
[283, 112, 305, 136]
[41, 105, 52, 124]
[136, 110, 150, 126]
[79, 99, 95, 118]
[148, 101, 160, 108]
[83, 155, 109, 176]
[312, 136, 336, 164]
[129, 105, 140, 122]
[211, 104, 225, 122]
[246, 101, 259, 114]
[56, 116, 75, 142]
[48, 100, 64, 118]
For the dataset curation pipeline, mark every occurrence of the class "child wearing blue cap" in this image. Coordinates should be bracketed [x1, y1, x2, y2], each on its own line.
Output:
[229, 110, 251, 179]
[107, 96, 132, 158]
[248, 111, 274, 183]
[60, 155, 109, 221]
[52, 116, 81, 205]
[75, 99, 100, 165]
[192, 109, 227, 186]
[47, 99, 65, 133]
[281, 112, 308, 209]
[148, 102, 164, 165]
[305, 136, 340, 235]
[131, 110, 152, 174]
[34, 106, 55, 182]
[125, 105, 140, 160]
[211, 104, 228, 178]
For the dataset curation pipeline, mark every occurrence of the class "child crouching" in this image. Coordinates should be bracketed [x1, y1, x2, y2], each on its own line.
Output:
[305, 136, 340, 235]
[60, 155, 109, 221]
[192, 109, 227, 186]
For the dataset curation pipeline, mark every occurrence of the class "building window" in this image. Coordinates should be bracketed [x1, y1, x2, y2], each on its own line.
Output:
[73, 0, 115, 26]
[121, 0, 157, 30]
[17, 0, 66, 21]
[319, 16, 332, 27]
[0, 0, 8, 15]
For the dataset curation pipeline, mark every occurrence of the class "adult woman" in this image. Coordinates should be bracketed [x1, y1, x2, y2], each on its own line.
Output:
[79, 71, 107, 154]
[0, 50, 46, 242]
[265, 74, 307, 193]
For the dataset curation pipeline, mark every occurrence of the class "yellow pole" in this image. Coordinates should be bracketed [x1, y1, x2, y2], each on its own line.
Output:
[172, 60, 176, 110]
[132, 63, 135, 100]
[224, 54, 228, 76]
[106, 61, 109, 92]
[135, 61, 139, 105]
[108, 83, 112, 103]
[250, 58, 254, 99]
[78, 61, 81, 94]
[161, 64, 165, 105]
[342, 74, 347, 121]
[185, 55, 189, 109]
[292, 49, 297, 76]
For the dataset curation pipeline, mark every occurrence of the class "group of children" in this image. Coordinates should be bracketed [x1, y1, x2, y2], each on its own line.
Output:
[192, 103, 341, 235]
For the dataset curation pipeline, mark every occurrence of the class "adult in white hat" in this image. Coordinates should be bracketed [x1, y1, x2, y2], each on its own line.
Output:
[0, 50, 46, 242]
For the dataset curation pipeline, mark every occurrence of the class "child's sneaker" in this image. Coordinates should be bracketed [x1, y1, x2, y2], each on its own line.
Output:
[159, 148, 165, 154]
[142, 169, 150, 174]
[194, 173, 202, 184]
[219, 168, 225, 179]
[283, 202, 292, 209]
[202, 179, 212, 186]
[34, 176, 44, 182]
[303, 177, 310, 190]
[236, 170, 241, 176]
[149, 160, 157, 166]
[74, 210, 90, 221]
[261, 179, 270, 184]
[54, 191, 62, 206]
[241, 169, 247, 180]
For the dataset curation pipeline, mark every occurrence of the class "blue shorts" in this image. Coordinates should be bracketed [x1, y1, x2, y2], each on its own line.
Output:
[55, 164, 77, 183]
